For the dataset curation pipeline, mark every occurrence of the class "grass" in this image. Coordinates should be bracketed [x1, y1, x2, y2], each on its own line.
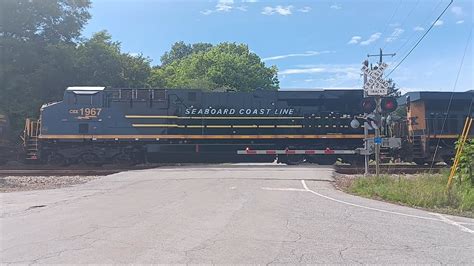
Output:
[346, 172, 474, 217]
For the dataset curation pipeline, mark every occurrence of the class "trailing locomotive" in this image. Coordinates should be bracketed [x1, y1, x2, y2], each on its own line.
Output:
[396, 90, 474, 165]
[24, 87, 368, 165]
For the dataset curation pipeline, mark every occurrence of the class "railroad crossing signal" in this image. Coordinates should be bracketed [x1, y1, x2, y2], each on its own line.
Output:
[360, 96, 398, 114]
[361, 48, 396, 178]
[381, 97, 398, 113]
[361, 62, 390, 96]
[360, 97, 377, 113]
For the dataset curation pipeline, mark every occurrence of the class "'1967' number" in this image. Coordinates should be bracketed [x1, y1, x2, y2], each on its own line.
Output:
[79, 108, 102, 116]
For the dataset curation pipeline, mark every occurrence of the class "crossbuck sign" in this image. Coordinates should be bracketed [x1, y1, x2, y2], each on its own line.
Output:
[361, 62, 390, 96]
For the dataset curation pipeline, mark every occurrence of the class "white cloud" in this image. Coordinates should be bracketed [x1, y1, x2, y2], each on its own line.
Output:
[263, 50, 332, 61]
[385, 28, 404, 43]
[434, 20, 444, 26]
[216, 0, 234, 12]
[298, 6, 312, 13]
[360, 32, 381, 46]
[279, 68, 326, 75]
[262, 5, 293, 16]
[330, 4, 341, 10]
[200, 9, 214, 15]
[280, 64, 364, 88]
[413, 26, 424, 31]
[278, 64, 360, 77]
[201, 0, 248, 15]
[451, 6, 463, 16]
[242, 0, 258, 2]
[456, 20, 465, 24]
[347, 36, 362, 44]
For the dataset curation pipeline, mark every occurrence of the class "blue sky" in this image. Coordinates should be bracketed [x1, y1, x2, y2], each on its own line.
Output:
[83, 0, 473, 93]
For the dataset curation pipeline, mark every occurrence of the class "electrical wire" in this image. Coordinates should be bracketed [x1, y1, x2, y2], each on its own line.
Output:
[375, 0, 403, 50]
[429, 30, 472, 171]
[383, 0, 420, 50]
[394, 0, 443, 56]
[386, 0, 453, 78]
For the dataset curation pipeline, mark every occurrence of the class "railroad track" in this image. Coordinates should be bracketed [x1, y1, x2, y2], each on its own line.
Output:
[334, 164, 449, 175]
[0, 164, 164, 176]
[0, 163, 449, 176]
[0, 169, 125, 176]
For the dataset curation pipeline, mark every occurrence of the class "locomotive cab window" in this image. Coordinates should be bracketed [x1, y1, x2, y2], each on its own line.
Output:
[65, 87, 105, 106]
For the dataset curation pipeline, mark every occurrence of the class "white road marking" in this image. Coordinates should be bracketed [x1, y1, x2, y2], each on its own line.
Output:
[261, 187, 307, 192]
[431, 213, 474, 234]
[300, 180, 474, 234]
[259, 180, 474, 234]
[457, 221, 474, 226]
[300, 180, 441, 222]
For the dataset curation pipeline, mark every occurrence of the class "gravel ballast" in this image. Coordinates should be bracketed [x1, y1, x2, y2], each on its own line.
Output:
[0, 175, 100, 192]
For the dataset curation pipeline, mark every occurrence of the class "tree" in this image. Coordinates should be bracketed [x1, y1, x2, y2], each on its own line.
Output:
[160, 41, 213, 66]
[0, 0, 92, 137]
[74, 31, 151, 87]
[151, 42, 279, 91]
[0, 0, 91, 43]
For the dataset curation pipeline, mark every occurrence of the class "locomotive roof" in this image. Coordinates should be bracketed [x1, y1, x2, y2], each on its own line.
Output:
[399, 90, 474, 105]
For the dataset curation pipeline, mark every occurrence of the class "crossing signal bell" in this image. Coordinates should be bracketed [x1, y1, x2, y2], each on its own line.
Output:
[360, 97, 376, 113]
[381, 97, 398, 113]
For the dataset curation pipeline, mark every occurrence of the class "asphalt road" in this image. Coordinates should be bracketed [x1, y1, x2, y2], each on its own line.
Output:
[1, 164, 473, 264]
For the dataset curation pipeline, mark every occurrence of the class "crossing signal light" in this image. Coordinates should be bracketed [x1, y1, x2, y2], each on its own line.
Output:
[381, 97, 398, 113]
[360, 97, 376, 113]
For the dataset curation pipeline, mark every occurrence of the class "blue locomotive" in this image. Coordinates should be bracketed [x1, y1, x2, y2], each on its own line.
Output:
[23, 87, 367, 165]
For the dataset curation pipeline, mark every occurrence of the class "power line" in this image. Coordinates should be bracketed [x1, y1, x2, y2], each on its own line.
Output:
[383, 0, 420, 50]
[394, 0, 443, 56]
[386, 0, 453, 78]
[375, 0, 403, 50]
[429, 29, 472, 171]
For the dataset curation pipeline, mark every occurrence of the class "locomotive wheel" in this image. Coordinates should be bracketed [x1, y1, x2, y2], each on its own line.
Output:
[48, 153, 67, 166]
[413, 159, 427, 166]
[80, 153, 101, 166]
[112, 153, 134, 166]
[443, 156, 453, 166]
[280, 155, 305, 165]
[348, 157, 365, 167]
[315, 157, 337, 165]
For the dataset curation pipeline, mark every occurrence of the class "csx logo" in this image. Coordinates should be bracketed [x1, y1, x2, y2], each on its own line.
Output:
[69, 109, 79, 114]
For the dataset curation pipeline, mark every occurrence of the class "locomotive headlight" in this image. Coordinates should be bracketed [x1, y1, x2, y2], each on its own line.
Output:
[350, 118, 360, 129]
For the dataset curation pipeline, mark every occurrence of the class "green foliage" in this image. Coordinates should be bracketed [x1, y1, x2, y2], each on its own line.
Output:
[348, 173, 474, 216]
[0, 0, 92, 139]
[74, 31, 151, 87]
[151, 42, 279, 91]
[454, 139, 474, 185]
[0, 0, 91, 43]
[160, 41, 213, 66]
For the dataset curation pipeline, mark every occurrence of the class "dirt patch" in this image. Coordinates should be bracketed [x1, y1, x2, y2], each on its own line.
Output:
[0, 175, 101, 192]
[333, 173, 358, 191]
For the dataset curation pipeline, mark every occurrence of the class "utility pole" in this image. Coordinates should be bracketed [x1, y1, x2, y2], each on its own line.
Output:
[367, 48, 395, 178]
